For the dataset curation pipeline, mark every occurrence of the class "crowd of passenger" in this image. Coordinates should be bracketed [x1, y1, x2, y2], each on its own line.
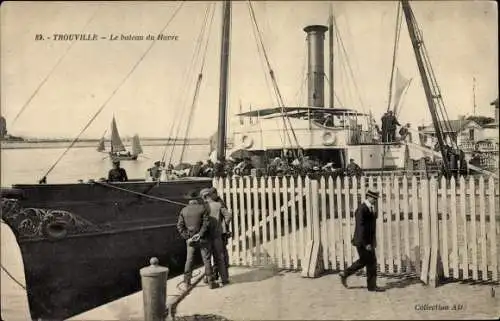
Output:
[134, 153, 364, 182]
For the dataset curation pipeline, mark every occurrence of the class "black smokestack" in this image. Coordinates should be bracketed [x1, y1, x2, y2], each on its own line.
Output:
[304, 25, 328, 107]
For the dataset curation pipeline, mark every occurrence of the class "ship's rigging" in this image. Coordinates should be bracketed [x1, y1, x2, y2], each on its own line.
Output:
[8, 1, 496, 180]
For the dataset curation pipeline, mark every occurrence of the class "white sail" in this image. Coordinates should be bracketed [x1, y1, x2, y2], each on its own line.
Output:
[392, 68, 412, 116]
[96, 136, 105, 152]
[110, 117, 126, 153]
[131, 134, 143, 155]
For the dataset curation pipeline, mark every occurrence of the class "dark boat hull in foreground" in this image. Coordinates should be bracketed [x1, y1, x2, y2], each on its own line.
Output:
[1, 178, 212, 320]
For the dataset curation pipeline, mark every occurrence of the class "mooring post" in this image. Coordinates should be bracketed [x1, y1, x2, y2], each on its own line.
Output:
[140, 257, 169, 321]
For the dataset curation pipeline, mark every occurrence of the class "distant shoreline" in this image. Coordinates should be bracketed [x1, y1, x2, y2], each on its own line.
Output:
[0, 138, 210, 150]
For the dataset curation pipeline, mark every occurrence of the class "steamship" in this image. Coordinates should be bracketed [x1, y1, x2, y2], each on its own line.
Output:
[2, 2, 495, 321]
[226, 25, 423, 174]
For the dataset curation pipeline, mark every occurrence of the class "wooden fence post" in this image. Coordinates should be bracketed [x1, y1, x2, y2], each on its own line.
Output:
[420, 178, 430, 284]
[301, 178, 324, 278]
[428, 178, 444, 287]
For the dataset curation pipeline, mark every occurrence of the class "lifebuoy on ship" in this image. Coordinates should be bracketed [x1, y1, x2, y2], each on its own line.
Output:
[42, 220, 68, 240]
[322, 131, 336, 146]
[241, 135, 253, 148]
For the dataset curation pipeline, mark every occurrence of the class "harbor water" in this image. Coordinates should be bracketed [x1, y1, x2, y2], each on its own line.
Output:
[1, 144, 209, 321]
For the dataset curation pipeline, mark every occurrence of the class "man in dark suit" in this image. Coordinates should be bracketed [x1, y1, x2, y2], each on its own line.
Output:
[107, 160, 128, 182]
[177, 190, 219, 289]
[339, 190, 385, 292]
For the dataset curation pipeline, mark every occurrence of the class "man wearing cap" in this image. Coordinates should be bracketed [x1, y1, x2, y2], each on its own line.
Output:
[149, 161, 163, 181]
[201, 187, 231, 285]
[340, 189, 385, 292]
[108, 161, 128, 182]
[176, 190, 219, 289]
[346, 158, 362, 178]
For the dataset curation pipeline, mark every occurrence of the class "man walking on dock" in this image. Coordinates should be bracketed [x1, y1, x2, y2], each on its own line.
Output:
[339, 190, 385, 292]
[177, 190, 219, 289]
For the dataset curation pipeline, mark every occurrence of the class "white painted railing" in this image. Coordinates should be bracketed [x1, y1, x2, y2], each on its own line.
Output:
[214, 175, 499, 284]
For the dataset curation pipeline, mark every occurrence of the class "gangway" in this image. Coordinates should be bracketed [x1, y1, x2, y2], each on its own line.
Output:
[405, 141, 498, 178]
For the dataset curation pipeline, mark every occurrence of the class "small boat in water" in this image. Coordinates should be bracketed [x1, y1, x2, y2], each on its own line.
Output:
[97, 117, 143, 161]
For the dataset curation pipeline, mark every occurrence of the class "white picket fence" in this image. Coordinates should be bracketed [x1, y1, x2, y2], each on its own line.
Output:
[213, 175, 499, 284]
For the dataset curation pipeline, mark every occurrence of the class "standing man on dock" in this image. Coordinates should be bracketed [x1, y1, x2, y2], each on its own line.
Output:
[176, 190, 219, 289]
[339, 190, 385, 292]
[201, 187, 231, 286]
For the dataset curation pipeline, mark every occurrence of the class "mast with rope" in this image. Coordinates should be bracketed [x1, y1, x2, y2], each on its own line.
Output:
[401, 0, 453, 177]
[328, 3, 334, 109]
[216, 0, 231, 161]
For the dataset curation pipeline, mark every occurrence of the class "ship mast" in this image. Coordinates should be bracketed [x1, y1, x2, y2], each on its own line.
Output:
[216, 0, 231, 161]
[328, 3, 334, 108]
[401, 0, 451, 176]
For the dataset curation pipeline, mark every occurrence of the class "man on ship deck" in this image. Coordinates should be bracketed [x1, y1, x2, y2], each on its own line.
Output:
[107, 160, 128, 182]
[147, 161, 163, 181]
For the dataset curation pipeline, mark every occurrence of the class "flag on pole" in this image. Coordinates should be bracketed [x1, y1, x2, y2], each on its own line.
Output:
[392, 68, 412, 116]
[239, 99, 243, 125]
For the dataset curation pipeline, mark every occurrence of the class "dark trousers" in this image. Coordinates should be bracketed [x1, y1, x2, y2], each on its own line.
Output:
[211, 235, 229, 283]
[381, 128, 388, 143]
[184, 240, 213, 284]
[388, 129, 396, 142]
[221, 233, 230, 268]
[344, 246, 378, 289]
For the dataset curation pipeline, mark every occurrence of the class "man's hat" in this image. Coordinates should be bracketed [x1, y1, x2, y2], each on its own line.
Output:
[184, 190, 201, 200]
[199, 188, 211, 198]
[112, 160, 120, 165]
[366, 190, 380, 199]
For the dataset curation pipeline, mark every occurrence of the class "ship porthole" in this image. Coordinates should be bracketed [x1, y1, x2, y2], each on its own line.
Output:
[241, 135, 253, 149]
[323, 132, 336, 146]
[43, 221, 68, 240]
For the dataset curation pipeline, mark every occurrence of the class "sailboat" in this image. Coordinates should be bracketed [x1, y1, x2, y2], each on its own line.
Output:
[0, 1, 495, 320]
[97, 117, 143, 161]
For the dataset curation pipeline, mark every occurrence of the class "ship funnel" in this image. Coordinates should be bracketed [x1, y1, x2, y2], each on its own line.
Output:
[304, 25, 328, 107]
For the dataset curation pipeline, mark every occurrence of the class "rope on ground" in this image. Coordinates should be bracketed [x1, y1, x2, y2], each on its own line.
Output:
[175, 270, 204, 292]
[39, 2, 185, 182]
[93, 181, 187, 206]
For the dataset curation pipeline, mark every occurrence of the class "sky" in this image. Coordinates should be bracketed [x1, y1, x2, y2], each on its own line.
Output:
[1, 1, 498, 139]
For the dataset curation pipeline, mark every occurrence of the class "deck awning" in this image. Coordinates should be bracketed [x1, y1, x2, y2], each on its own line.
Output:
[235, 106, 368, 117]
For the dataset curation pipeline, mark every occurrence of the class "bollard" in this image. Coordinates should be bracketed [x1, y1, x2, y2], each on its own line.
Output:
[140, 257, 169, 321]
